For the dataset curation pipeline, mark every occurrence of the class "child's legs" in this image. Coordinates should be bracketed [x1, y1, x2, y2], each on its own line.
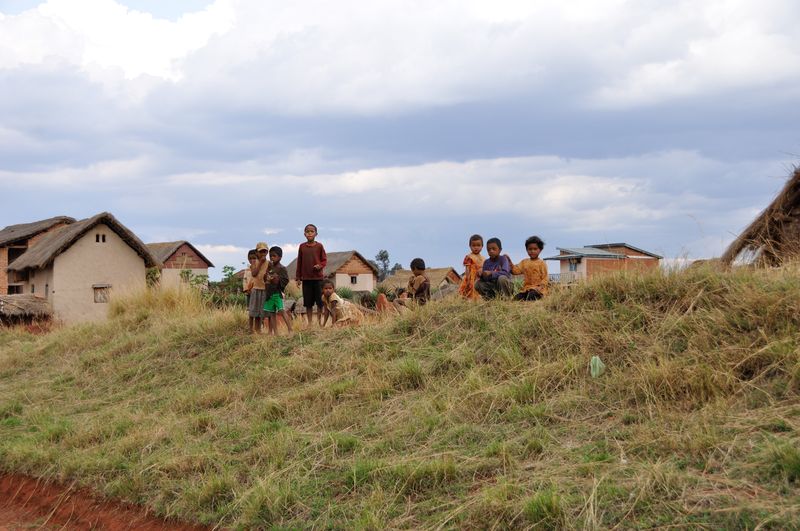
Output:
[474, 278, 496, 299]
[519, 289, 542, 301]
[497, 276, 514, 298]
[267, 313, 277, 334]
[280, 310, 293, 332]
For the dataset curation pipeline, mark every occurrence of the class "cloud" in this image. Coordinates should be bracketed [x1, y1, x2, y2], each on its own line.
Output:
[262, 227, 282, 235]
[2, 0, 799, 113]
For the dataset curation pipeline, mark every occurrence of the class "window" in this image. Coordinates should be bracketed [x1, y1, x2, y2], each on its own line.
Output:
[96, 234, 106, 243]
[350, 275, 358, 285]
[31, 284, 35, 294]
[45, 283, 49, 298]
[102, 234, 106, 243]
[568, 260, 578, 272]
[96, 234, 100, 242]
[93, 284, 111, 303]
[8, 285, 22, 295]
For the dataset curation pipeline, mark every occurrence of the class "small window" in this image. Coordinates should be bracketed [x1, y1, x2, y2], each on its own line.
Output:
[96, 234, 100, 243]
[93, 285, 111, 303]
[102, 234, 106, 243]
[568, 260, 578, 272]
[8, 285, 22, 295]
[31, 284, 35, 294]
[45, 283, 49, 298]
[350, 275, 358, 285]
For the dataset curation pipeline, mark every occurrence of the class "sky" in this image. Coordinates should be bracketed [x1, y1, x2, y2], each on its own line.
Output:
[1, 0, 799, 278]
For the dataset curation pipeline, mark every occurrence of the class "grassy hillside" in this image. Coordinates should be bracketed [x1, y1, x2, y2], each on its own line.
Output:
[1, 266, 799, 529]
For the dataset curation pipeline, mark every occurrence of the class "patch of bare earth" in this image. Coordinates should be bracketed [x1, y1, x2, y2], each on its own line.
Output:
[0, 474, 209, 530]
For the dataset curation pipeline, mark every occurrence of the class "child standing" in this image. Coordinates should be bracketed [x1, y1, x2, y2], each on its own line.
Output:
[321, 279, 363, 326]
[263, 246, 291, 335]
[459, 234, 485, 300]
[407, 258, 431, 305]
[507, 236, 549, 301]
[248, 242, 270, 333]
[295, 224, 328, 326]
[242, 248, 257, 306]
[474, 237, 513, 299]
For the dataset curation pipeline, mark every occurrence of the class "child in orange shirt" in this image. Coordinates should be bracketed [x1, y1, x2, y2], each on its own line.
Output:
[459, 234, 485, 300]
[507, 236, 549, 301]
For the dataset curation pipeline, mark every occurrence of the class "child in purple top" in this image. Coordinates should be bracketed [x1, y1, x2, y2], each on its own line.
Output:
[474, 237, 514, 299]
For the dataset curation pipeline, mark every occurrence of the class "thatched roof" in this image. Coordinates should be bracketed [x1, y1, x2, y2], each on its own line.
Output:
[0, 295, 52, 318]
[146, 241, 214, 268]
[7, 212, 159, 272]
[380, 267, 462, 290]
[285, 250, 378, 279]
[721, 167, 800, 266]
[0, 216, 75, 247]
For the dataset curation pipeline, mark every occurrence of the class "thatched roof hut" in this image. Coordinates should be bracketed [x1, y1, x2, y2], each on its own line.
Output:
[0, 216, 76, 247]
[721, 167, 800, 266]
[0, 295, 52, 320]
[7, 212, 160, 272]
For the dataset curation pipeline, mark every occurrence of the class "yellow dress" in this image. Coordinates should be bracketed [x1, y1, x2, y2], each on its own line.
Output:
[511, 258, 549, 296]
[322, 292, 363, 324]
[459, 252, 485, 300]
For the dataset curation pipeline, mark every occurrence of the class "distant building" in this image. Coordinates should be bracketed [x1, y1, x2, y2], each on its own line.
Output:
[6, 212, 159, 324]
[0, 216, 75, 295]
[380, 267, 462, 291]
[286, 250, 378, 292]
[544, 243, 661, 282]
[146, 241, 214, 289]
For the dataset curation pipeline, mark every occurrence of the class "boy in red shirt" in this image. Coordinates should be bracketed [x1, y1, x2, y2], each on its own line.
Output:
[295, 224, 327, 326]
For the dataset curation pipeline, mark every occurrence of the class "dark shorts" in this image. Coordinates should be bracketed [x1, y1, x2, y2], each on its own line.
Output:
[302, 279, 324, 309]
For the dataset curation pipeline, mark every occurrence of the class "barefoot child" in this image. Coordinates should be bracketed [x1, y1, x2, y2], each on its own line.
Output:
[295, 224, 327, 326]
[321, 279, 363, 326]
[507, 236, 549, 301]
[243, 248, 257, 306]
[248, 242, 270, 333]
[263, 246, 291, 335]
[459, 234, 485, 300]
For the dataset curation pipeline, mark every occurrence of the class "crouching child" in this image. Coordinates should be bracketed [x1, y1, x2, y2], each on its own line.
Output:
[475, 237, 513, 299]
[321, 279, 363, 326]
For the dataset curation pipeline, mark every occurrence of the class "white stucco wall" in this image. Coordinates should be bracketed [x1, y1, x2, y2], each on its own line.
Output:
[23, 265, 54, 299]
[334, 272, 374, 291]
[51, 224, 146, 324]
[159, 268, 209, 290]
[559, 259, 586, 281]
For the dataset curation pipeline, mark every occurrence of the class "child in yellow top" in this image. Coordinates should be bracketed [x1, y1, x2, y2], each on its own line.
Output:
[507, 236, 549, 301]
[321, 279, 363, 326]
[459, 234, 485, 300]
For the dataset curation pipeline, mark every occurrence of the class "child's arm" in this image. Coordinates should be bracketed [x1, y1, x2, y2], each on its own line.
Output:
[295, 245, 304, 283]
[277, 267, 289, 290]
[329, 300, 339, 324]
[314, 244, 328, 272]
[322, 307, 330, 327]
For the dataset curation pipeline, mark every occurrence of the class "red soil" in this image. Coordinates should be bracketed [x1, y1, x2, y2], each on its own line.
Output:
[0, 474, 210, 530]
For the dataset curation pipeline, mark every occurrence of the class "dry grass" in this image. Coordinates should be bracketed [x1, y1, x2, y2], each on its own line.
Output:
[1, 266, 799, 529]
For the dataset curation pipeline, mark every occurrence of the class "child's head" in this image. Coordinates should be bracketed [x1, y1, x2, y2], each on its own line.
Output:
[410, 258, 426, 274]
[396, 288, 408, 299]
[247, 249, 257, 263]
[469, 234, 483, 254]
[256, 241, 269, 259]
[322, 278, 335, 296]
[524, 236, 544, 260]
[304, 224, 318, 243]
[269, 246, 283, 264]
[486, 237, 502, 258]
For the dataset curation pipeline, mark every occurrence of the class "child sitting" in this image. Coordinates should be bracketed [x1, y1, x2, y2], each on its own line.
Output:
[407, 258, 431, 305]
[321, 279, 363, 326]
[507, 236, 549, 301]
[263, 246, 292, 335]
[459, 234, 485, 300]
[474, 237, 513, 299]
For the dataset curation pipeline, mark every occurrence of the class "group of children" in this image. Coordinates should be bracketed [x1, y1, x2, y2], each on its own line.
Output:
[242, 224, 548, 334]
[243, 224, 363, 334]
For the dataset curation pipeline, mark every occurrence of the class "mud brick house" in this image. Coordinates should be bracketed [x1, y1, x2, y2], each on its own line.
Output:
[545, 243, 661, 283]
[286, 250, 378, 292]
[146, 241, 214, 289]
[0, 216, 76, 295]
[380, 267, 462, 292]
[6, 212, 158, 324]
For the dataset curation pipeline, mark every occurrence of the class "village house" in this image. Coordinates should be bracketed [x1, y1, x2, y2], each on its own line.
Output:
[380, 267, 462, 292]
[286, 250, 378, 292]
[146, 241, 214, 289]
[5, 212, 159, 324]
[544, 243, 662, 282]
[0, 216, 75, 295]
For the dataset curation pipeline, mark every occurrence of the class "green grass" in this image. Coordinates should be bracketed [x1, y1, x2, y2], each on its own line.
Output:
[1, 265, 799, 528]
